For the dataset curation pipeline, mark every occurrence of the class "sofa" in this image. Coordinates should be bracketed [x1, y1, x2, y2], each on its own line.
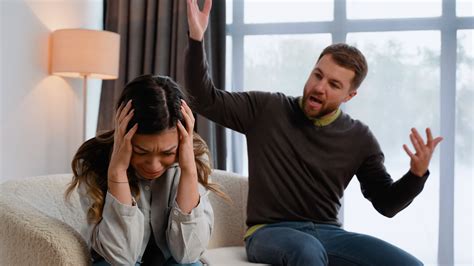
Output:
[0, 170, 266, 265]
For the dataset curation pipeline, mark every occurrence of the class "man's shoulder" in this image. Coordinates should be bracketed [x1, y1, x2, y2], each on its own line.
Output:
[339, 112, 374, 137]
[245, 90, 296, 108]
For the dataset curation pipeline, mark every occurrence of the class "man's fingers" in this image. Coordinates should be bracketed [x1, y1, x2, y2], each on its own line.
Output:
[410, 133, 423, 155]
[412, 128, 429, 155]
[411, 128, 426, 146]
[426, 128, 434, 148]
[403, 144, 415, 159]
[203, 0, 212, 15]
[433, 137, 443, 149]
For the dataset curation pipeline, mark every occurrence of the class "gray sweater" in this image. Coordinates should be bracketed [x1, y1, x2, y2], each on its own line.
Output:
[78, 163, 213, 265]
[185, 38, 428, 227]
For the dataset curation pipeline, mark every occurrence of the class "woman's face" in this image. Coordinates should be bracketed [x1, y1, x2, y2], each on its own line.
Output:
[130, 128, 179, 180]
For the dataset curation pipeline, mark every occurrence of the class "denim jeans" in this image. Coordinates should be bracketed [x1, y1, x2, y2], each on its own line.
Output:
[92, 257, 202, 266]
[245, 221, 423, 266]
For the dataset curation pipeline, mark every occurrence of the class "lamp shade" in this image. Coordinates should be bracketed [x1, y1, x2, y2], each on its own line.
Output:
[51, 29, 120, 79]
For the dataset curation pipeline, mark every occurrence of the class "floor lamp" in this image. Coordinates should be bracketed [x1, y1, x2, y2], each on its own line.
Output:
[51, 29, 120, 140]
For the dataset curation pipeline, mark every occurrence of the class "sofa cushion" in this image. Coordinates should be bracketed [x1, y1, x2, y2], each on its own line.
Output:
[202, 246, 268, 265]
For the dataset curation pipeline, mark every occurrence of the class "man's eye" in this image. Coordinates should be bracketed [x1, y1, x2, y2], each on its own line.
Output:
[164, 152, 175, 156]
[133, 150, 147, 155]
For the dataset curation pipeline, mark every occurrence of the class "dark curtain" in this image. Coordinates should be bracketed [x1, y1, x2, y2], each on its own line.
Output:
[97, 0, 227, 170]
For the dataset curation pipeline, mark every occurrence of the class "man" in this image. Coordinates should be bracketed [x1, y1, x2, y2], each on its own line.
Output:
[186, 0, 443, 265]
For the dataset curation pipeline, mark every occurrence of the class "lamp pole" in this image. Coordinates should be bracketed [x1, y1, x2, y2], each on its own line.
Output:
[82, 74, 88, 141]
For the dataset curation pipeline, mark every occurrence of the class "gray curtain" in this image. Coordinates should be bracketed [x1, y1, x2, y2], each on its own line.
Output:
[97, 0, 227, 170]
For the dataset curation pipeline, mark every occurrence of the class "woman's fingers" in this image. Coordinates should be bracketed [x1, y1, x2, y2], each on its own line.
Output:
[115, 102, 125, 122]
[177, 120, 189, 140]
[124, 123, 138, 142]
[181, 100, 195, 134]
[117, 100, 133, 126]
[119, 109, 134, 135]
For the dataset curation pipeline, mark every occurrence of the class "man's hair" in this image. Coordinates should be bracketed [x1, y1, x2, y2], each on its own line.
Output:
[318, 43, 368, 90]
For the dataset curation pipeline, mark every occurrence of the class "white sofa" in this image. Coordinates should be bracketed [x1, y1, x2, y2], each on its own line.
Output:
[0, 170, 266, 266]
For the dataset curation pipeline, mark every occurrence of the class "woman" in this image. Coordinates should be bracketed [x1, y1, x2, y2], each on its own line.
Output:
[65, 75, 224, 265]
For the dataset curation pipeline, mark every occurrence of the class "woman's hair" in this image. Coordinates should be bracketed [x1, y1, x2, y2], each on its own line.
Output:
[65, 75, 228, 224]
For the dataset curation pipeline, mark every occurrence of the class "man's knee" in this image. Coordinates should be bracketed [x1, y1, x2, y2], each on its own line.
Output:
[399, 255, 424, 266]
[286, 243, 328, 266]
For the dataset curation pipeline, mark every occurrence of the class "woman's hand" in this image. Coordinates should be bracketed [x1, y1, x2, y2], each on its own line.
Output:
[176, 100, 200, 213]
[186, 0, 212, 41]
[177, 100, 197, 177]
[108, 100, 138, 181]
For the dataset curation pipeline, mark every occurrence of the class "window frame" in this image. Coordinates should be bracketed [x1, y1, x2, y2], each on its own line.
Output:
[225, 0, 474, 264]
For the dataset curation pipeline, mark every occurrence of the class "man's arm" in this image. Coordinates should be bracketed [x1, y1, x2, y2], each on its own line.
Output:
[185, 0, 271, 134]
[357, 154, 429, 218]
[357, 127, 442, 217]
[186, 38, 272, 133]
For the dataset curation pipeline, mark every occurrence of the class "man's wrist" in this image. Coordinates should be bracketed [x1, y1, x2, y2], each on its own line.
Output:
[189, 32, 203, 42]
[410, 169, 428, 178]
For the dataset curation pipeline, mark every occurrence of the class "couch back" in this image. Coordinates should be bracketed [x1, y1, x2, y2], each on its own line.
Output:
[207, 169, 249, 248]
[0, 170, 249, 251]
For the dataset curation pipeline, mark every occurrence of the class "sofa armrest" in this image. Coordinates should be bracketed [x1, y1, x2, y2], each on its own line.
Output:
[208, 170, 249, 248]
[0, 195, 90, 266]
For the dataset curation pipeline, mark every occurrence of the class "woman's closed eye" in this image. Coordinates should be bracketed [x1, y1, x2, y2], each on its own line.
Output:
[133, 149, 147, 155]
[162, 149, 177, 156]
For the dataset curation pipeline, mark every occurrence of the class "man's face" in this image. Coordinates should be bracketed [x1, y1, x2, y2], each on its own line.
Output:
[302, 54, 357, 119]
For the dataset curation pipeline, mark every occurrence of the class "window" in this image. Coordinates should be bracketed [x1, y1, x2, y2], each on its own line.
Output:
[344, 30, 441, 260]
[225, 0, 474, 264]
[455, 29, 473, 265]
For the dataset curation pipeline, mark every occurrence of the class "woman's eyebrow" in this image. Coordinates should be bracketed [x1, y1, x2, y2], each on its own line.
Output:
[133, 144, 151, 152]
[162, 145, 178, 152]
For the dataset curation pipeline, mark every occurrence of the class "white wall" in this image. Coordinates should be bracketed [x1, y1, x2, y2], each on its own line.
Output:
[0, 0, 103, 181]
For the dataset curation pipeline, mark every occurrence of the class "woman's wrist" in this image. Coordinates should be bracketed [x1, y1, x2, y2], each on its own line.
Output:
[108, 169, 128, 182]
[180, 167, 198, 180]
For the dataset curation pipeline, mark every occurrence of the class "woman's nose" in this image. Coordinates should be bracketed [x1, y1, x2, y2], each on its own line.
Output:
[147, 157, 163, 171]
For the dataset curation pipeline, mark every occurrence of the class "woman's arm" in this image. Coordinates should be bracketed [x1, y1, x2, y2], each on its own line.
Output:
[107, 100, 138, 205]
[166, 101, 213, 263]
[166, 185, 214, 264]
[77, 184, 145, 265]
[175, 100, 200, 213]
[77, 100, 145, 264]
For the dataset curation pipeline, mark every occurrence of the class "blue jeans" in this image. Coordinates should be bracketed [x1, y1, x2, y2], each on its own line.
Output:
[245, 221, 423, 266]
[92, 257, 202, 266]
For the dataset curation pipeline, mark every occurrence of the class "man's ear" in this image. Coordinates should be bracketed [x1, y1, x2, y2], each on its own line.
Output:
[344, 90, 357, 102]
